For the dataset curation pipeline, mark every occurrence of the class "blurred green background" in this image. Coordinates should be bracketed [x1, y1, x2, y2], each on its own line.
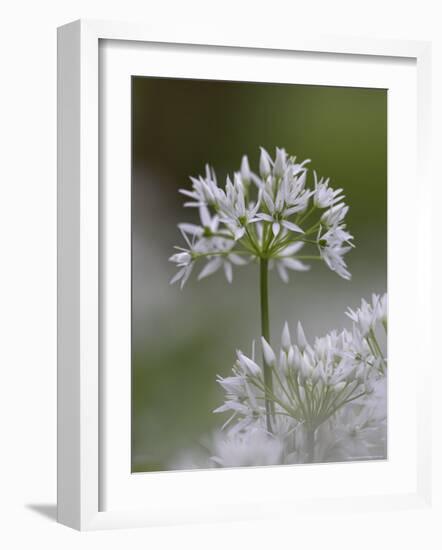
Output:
[131, 77, 387, 472]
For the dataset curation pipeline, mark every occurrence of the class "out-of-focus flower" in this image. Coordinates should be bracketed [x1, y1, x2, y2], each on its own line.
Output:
[346, 294, 388, 337]
[210, 427, 284, 467]
[215, 296, 387, 451]
[315, 402, 387, 462]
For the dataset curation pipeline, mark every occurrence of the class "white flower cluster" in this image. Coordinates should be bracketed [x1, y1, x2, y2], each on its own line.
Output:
[166, 145, 386, 470]
[210, 293, 387, 466]
[346, 293, 388, 335]
[170, 147, 354, 287]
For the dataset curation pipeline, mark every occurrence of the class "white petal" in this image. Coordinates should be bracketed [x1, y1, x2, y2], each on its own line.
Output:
[180, 265, 193, 289]
[237, 351, 261, 376]
[282, 220, 303, 234]
[276, 263, 289, 283]
[272, 222, 281, 236]
[179, 227, 193, 248]
[259, 147, 272, 178]
[241, 155, 251, 182]
[210, 214, 220, 232]
[229, 253, 248, 266]
[183, 201, 203, 208]
[262, 191, 275, 212]
[281, 322, 291, 351]
[179, 189, 197, 198]
[281, 241, 304, 256]
[199, 205, 211, 227]
[282, 258, 310, 272]
[178, 223, 203, 236]
[198, 258, 222, 280]
[297, 322, 308, 350]
[256, 213, 273, 223]
[284, 205, 305, 216]
[224, 261, 233, 283]
[169, 268, 185, 285]
[233, 226, 246, 240]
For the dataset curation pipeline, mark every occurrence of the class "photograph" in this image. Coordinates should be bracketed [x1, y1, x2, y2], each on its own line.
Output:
[131, 76, 388, 472]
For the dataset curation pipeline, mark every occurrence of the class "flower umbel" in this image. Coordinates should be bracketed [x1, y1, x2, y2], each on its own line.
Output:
[214, 294, 387, 463]
[170, 147, 354, 287]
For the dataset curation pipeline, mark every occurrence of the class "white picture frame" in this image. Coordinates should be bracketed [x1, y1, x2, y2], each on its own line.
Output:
[57, 19, 432, 531]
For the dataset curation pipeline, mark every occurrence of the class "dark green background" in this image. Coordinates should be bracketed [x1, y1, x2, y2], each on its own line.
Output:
[131, 77, 387, 472]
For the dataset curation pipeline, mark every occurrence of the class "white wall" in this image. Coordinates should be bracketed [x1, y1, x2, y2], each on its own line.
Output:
[0, 1, 440, 548]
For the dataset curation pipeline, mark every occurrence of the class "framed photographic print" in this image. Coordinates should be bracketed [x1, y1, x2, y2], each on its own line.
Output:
[57, 19, 432, 530]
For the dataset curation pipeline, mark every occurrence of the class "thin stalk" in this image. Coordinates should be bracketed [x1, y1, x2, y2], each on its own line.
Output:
[369, 329, 387, 372]
[260, 258, 274, 432]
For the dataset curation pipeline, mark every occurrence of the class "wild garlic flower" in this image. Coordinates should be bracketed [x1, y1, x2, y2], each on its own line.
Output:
[317, 204, 354, 280]
[210, 427, 284, 467]
[346, 293, 387, 335]
[255, 148, 309, 237]
[170, 147, 354, 287]
[179, 164, 221, 208]
[217, 174, 262, 240]
[216, 296, 387, 436]
[167, 293, 388, 468]
[214, 347, 267, 434]
[313, 171, 344, 208]
[345, 293, 388, 373]
[315, 402, 387, 462]
[168, 228, 197, 289]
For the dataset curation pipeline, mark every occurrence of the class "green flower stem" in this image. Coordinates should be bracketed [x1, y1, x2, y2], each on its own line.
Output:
[260, 257, 275, 433]
[297, 205, 317, 225]
[248, 378, 297, 418]
[245, 226, 260, 255]
[268, 222, 320, 256]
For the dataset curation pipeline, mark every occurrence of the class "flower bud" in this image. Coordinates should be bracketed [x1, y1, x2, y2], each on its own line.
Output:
[240, 155, 251, 185]
[259, 148, 271, 179]
[274, 148, 286, 178]
[281, 322, 291, 352]
[237, 350, 261, 376]
[261, 337, 276, 367]
[170, 252, 191, 265]
[297, 322, 308, 351]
